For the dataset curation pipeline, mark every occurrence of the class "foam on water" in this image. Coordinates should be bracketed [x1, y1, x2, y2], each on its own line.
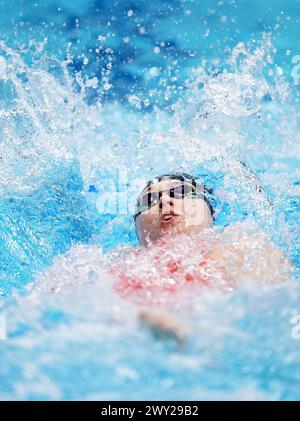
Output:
[0, 35, 300, 399]
[1, 261, 300, 400]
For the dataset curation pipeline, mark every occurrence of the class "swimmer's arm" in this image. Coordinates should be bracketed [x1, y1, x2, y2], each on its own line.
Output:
[138, 307, 190, 344]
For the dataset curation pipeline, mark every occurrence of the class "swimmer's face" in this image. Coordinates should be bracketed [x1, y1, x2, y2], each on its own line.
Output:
[135, 179, 213, 247]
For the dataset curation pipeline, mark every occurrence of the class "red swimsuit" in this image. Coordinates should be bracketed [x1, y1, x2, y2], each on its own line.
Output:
[110, 235, 213, 306]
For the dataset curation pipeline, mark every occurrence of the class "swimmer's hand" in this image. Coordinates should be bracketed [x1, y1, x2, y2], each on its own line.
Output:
[138, 308, 190, 344]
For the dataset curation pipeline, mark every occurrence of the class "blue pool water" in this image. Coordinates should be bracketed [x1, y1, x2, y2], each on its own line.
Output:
[0, 0, 300, 400]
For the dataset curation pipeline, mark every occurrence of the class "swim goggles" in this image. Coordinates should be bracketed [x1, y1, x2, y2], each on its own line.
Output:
[134, 173, 214, 219]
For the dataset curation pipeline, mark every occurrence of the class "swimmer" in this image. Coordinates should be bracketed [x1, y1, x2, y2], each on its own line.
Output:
[131, 172, 293, 342]
[134, 173, 214, 246]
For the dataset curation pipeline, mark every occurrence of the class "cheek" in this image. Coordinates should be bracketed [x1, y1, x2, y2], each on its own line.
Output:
[138, 215, 160, 235]
[182, 200, 198, 217]
[183, 201, 209, 225]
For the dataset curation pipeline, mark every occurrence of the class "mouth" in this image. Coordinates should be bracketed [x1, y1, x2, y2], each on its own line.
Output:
[160, 211, 179, 225]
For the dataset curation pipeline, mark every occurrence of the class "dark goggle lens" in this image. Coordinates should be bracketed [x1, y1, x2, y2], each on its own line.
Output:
[140, 191, 158, 208]
[171, 183, 194, 197]
[138, 184, 198, 211]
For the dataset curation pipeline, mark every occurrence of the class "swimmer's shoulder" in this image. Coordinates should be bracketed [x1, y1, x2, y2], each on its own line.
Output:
[219, 221, 295, 282]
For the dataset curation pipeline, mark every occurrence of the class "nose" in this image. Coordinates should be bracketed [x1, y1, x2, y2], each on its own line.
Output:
[158, 191, 174, 213]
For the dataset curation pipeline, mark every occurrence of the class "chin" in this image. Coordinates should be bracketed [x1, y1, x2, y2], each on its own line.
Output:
[159, 225, 184, 238]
